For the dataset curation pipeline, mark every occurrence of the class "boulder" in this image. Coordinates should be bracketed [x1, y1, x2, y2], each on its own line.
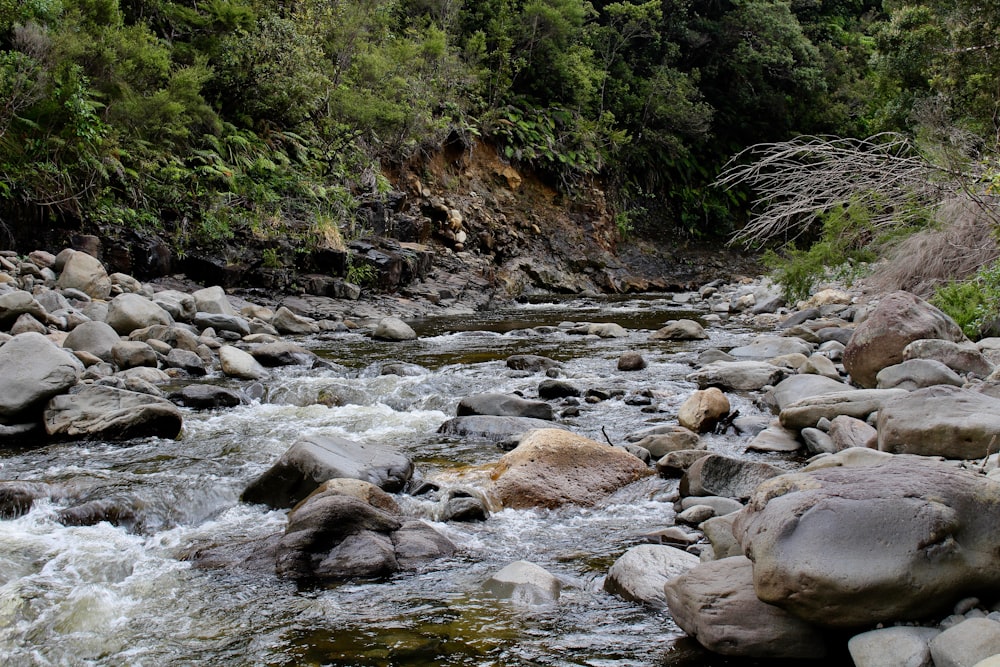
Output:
[192, 285, 236, 316]
[271, 306, 320, 335]
[779, 388, 908, 431]
[728, 335, 812, 359]
[687, 361, 787, 392]
[537, 379, 581, 398]
[0, 332, 83, 421]
[168, 384, 244, 409]
[617, 351, 647, 371]
[193, 312, 251, 337]
[457, 393, 554, 421]
[43, 385, 183, 440]
[877, 385, 1000, 459]
[828, 415, 878, 450]
[56, 250, 111, 299]
[876, 358, 965, 390]
[650, 319, 708, 341]
[391, 519, 457, 567]
[129, 324, 201, 352]
[664, 556, 828, 658]
[9, 313, 45, 335]
[680, 454, 785, 500]
[848, 626, 940, 667]
[151, 289, 197, 321]
[62, 320, 121, 362]
[575, 322, 628, 338]
[746, 422, 801, 453]
[929, 618, 1000, 667]
[677, 388, 730, 433]
[506, 354, 560, 372]
[769, 374, 853, 413]
[106, 293, 173, 335]
[483, 561, 561, 604]
[241, 433, 414, 508]
[488, 428, 652, 509]
[163, 348, 208, 376]
[111, 340, 158, 369]
[800, 353, 841, 379]
[734, 457, 1000, 627]
[903, 338, 994, 379]
[0, 480, 52, 518]
[655, 450, 710, 477]
[632, 426, 703, 458]
[701, 513, 742, 559]
[604, 544, 699, 608]
[437, 415, 564, 441]
[250, 341, 317, 367]
[219, 345, 267, 380]
[0, 290, 50, 329]
[373, 317, 417, 341]
[844, 291, 967, 388]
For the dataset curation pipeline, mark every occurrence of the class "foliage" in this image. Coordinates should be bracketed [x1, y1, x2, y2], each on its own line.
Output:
[932, 260, 1000, 340]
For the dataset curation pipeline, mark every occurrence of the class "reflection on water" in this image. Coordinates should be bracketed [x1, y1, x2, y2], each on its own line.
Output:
[0, 296, 789, 666]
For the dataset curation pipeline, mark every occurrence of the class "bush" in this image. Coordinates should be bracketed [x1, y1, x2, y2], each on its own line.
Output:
[931, 260, 1000, 339]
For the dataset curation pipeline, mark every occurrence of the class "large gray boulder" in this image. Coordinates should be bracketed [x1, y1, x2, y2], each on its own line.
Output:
[734, 457, 1000, 627]
[848, 626, 940, 667]
[271, 306, 320, 335]
[250, 341, 317, 367]
[603, 544, 699, 608]
[769, 374, 853, 412]
[483, 561, 561, 605]
[219, 345, 267, 380]
[0, 332, 83, 421]
[929, 618, 1000, 667]
[876, 358, 965, 390]
[151, 289, 197, 321]
[679, 454, 785, 500]
[902, 338, 994, 379]
[62, 320, 121, 362]
[373, 317, 417, 341]
[437, 415, 566, 441]
[457, 393, 554, 421]
[488, 428, 652, 509]
[56, 250, 111, 300]
[687, 361, 788, 392]
[728, 335, 813, 359]
[779, 388, 907, 431]
[649, 319, 708, 341]
[664, 556, 828, 658]
[192, 285, 236, 316]
[241, 434, 414, 508]
[844, 291, 967, 388]
[877, 385, 1000, 459]
[43, 385, 183, 440]
[105, 293, 173, 335]
[0, 290, 50, 329]
[193, 312, 251, 337]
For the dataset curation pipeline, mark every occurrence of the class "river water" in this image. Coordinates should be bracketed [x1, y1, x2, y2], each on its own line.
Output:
[0, 295, 789, 666]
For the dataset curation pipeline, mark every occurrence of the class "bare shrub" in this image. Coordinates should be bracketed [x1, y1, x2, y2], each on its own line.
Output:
[862, 197, 1000, 297]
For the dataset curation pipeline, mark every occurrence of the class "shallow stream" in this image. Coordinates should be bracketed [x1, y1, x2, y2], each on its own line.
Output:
[0, 296, 794, 666]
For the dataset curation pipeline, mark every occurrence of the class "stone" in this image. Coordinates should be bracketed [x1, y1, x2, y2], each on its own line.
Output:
[877, 358, 965, 390]
[43, 385, 182, 440]
[151, 289, 197, 321]
[877, 385, 1000, 459]
[677, 388, 730, 433]
[604, 544, 699, 608]
[656, 450, 711, 477]
[0, 332, 83, 421]
[106, 293, 173, 335]
[800, 353, 841, 379]
[929, 618, 1000, 667]
[734, 457, 1000, 627]
[676, 504, 716, 525]
[728, 335, 812, 359]
[801, 427, 837, 455]
[457, 393, 554, 421]
[828, 415, 878, 450]
[219, 345, 267, 380]
[680, 454, 785, 500]
[271, 306, 320, 335]
[801, 446, 894, 472]
[373, 317, 417, 341]
[632, 427, 703, 458]
[0, 290, 50, 329]
[483, 561, 561, 604]
[701, 513, 742, 559]
[580, 322, 628, 338]
[163, 348, 207, 376]
[9, 313, 45, 335]
[650, 319, 708, 341]
[844, 291, 967, 388]
[488, 428, 652, 509]
[129, 324, 201, 352]
[537, 379, 581, 398]
[110, 340, 158, 369]
[903, 338, 994, 379]
[679, 495, 744, 516]
[747, 422, 801, 453]
[779, 388, 908, 431]
[192, 285, 236, 316]
[437, 415, 566, 441]
[56, 250, 111, 299]
[241, 433, 414, 508]
[506, 354, 560, 372]
[617, 351, 647, 371]
[664, 556, 828, 658]
[390, 519, 457, 567]
[768, 374, 853, 413]
[687, 361, 787, 392]
[62, 320, 121, 362]
[0, 480, 51, 518]
[848, 626, 940, 667]
[168, 384, 243, 409]
[802, 288, 853, 308]
[193, 312, 251, 337]
[250, 341, 317, 367]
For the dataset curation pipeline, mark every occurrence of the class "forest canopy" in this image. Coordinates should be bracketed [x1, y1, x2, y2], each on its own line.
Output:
[0, 0, 996, 255]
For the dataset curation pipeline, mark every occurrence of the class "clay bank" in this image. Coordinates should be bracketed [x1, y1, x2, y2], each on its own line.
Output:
[3, 248, 1000, 666]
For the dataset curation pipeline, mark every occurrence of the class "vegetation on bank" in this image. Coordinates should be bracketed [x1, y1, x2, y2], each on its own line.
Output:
[1, 0, 998, 321]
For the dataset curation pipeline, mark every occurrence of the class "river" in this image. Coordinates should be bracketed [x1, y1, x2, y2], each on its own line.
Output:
[0, 295, 793, 666]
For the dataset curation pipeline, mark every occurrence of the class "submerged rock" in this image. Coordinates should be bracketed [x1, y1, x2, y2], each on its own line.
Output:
[484, 561, 561, 605]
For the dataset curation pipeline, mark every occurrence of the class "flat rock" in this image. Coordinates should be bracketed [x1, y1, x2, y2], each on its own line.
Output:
[876, 358, 964, 390]
[687, 361, 787, 392]
[728, 335, 812, 359]
[903, 338, 994, 379]
[650, 319, 708, 341]
[768, 374, 853, 412]
[168, 384, 244, 409]
[437, 415, 564, 441]
[604, 544, 699, 608]
[457, 393, 554, 421]
[680, 454, 785, 500]
[877, 385, 1000, 459]
[43, 385, 183, 440]
[779, 388, 907, 431]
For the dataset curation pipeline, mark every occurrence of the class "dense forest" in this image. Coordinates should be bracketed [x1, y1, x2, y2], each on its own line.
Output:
[1, 0, 998, 286]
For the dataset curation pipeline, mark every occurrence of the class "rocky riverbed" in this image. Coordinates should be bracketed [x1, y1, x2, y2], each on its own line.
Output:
[3, 246, 1000, 666]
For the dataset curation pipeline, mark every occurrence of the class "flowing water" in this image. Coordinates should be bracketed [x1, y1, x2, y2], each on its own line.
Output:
[0, 296, 792, 667]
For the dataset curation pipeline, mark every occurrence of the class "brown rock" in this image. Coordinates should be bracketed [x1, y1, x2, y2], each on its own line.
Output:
[677, 388, 730, 433]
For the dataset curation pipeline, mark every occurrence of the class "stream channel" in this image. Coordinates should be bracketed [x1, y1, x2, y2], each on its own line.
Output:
[0, 295, 797, 666]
